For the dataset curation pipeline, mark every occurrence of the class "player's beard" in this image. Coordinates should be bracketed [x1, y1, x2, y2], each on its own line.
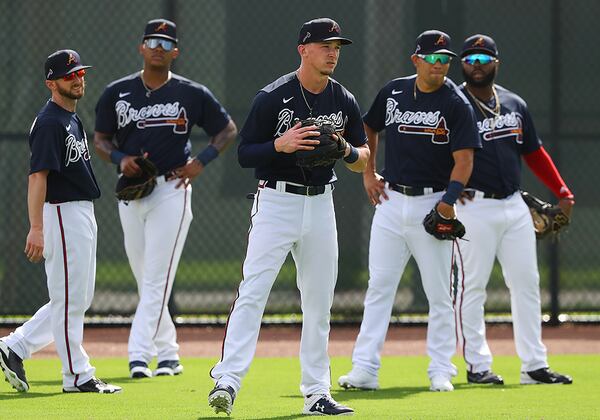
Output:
[462, 66, 496, 88]
[57, 81, 85, 100]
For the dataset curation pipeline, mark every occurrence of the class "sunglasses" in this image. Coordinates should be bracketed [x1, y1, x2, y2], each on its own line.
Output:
[144, 38, 175, 51]
[462, 54, 497, 65]
[417, 54, 452, 65]
[62, 69, 86, 81]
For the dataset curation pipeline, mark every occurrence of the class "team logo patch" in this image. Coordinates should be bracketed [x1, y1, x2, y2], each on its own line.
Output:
[67, 53, 76, 66]
[399, 117, 450, 144]
[477, 112, 523, 144]
[115, 100, 189, 134]
[385, 98, 450, 144]
[329, 22, 340, 33]
[156, 22, 168, 32]
[472, 37, 486, 47]
[435, 35, 446, 46]
[65, 132, 90, 166]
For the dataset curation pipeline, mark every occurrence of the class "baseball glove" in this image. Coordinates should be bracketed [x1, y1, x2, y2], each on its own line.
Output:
[115, 156, 158, 201]
[295, 118, 346, 168]
[423, 206, 466, 241]
[521, 191, 570, 239]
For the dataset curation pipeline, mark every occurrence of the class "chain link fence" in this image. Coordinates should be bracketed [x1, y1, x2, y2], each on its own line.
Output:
[0, 0, 598, 320]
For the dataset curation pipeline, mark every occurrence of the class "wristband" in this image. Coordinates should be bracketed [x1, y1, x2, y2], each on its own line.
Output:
[343, 145, 359, 164]
[110, 150, 126, 165]
[441, 180, 464, 205]
[197, 144, 219, 166]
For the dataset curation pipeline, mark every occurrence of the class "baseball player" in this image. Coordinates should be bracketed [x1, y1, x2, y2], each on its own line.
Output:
[454, 34, 574, 385]
[0, 50, 121, 394]
[208, 18, 369, 416]
[338, 30, 481, 393]
[94, 19, 237, 378]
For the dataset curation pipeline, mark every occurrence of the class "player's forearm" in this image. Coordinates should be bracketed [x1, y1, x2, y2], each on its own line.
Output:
[93, 131, 122, 164]
[27, 171, 48, 229]
[449, 148, 474, 185]
[345, 144, 370, 173]
[523, 146, 573, 199]
[238, 140, 278, 168]
[198, 120, 238, 166]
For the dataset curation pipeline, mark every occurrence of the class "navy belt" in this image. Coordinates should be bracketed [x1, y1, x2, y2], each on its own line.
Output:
[464, 189, 511, 200]
[388, 183, 444, 196]
[264, 181, 330, 196]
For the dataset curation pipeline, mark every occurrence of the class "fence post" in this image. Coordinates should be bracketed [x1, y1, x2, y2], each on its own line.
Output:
[547, 0, 561, 326]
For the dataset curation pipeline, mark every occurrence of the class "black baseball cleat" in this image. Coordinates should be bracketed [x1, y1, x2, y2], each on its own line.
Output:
[0, 340, 29, 392]
[521, 367, 573, 385]
[303, 394, 354, 416]
[129, 360, 152, 378]
[467, 370, 504, 385]
[63, 377, 122, 393]
[153, 360, 184, 376]
[208, 385, 236, 416]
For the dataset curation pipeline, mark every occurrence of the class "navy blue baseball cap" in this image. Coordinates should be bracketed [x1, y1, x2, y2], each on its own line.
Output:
[298, 18, 352, 45]
[414, 30, 456, 56]
[44, 49, 92, 80]
[461, 34, 498, 57]
[143, 18, 178, 43]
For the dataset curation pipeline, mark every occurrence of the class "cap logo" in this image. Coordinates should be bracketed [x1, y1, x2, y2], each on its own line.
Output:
[472, 37, 486, 47]
[156, 22, 168, 32]
[329, 22, 340, 33]
[302, 32, 311, 43]
[67, 53, 76, 66]
[434, 35, 447, 46]
[47, 69, 53, 79]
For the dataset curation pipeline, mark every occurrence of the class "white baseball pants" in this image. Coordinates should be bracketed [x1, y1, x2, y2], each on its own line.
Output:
[211, 182, 338, 396]
[119, 178, 192, 364]
[2, 201, 97, 388]
[455, 192, 548, 373]
[351, 187, 458, 379]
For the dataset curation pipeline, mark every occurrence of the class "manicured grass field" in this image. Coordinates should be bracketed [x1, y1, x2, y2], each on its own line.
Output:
[1, 355, 598, 419]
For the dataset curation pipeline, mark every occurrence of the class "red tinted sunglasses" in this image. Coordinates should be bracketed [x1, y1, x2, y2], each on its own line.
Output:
[63, 69, 86, 81]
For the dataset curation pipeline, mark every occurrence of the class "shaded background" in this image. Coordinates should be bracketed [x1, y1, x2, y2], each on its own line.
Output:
[0, 0, 597, 322]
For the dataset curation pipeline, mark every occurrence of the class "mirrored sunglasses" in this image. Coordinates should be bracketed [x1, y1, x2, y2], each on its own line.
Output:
[462, 54, 497, 65]
[417, 54, 452, 65]
[144, 38, 175, 51]
[63, 69, 86, 81]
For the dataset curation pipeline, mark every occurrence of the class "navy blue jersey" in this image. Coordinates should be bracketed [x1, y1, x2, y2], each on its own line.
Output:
[459, 84, 542, 195]
[29, 101, 100, 202]
[95, 72, 231, 175]
[238, 72, 366, 186]
[363, 75, 481, 189]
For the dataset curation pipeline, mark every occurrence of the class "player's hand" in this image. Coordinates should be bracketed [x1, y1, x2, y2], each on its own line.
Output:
[436, 201, 456, 219]
[25, 227, 44, 263]
[172, 158, 204, 188]
[458, 190, 474, 205]
[363, 171, 388, 205]
[274, 122, 321, 154]
[558, 196, 575, 218]
[120, 152, 148, 177]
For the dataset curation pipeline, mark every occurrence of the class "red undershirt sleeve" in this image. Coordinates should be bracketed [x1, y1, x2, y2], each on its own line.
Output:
[523, 146, 574, 199]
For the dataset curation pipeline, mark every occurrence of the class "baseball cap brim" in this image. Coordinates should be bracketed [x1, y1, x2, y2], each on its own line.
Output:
[432, 49, 457, 57]
[143, 34, 178, 43]
[461, 48, 497, 58]
[321, 36, 353, 45]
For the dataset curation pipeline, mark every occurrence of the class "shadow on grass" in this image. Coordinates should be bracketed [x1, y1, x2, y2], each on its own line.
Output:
[0, 390, 63, 400]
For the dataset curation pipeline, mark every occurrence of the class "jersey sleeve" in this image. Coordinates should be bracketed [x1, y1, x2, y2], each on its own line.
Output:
[362, 87, 387, 132]
[448, 97, 482, 152]
[519, 101, 542, 155]
[343, 93, 367, 147]
[238, 91, 278, 168]
[29, 122, 64, 174]
[197, 87, 231, 136]
[94, 86, 118, 134]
